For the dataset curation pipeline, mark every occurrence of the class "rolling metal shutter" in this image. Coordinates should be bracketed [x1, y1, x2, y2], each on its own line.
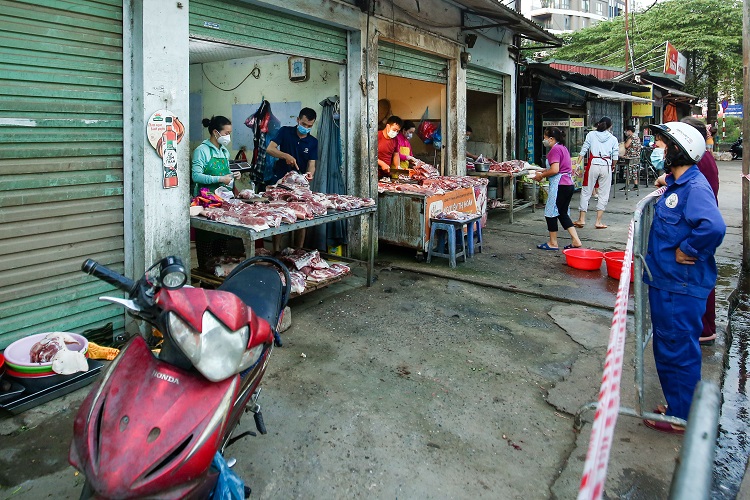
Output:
[378, 41, 448, 84]
[189, 0, 348, 63]
[0, 0, 124, 348]
[467, 66, 505, 95]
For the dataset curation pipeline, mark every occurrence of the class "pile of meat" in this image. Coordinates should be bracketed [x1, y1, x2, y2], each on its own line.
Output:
[409, 160, 439, 180]
[486, 159, 531, 174]
[29, 333, 88, 375]
[279, 248, 350, 293]
[378, 174, 488, 197]
[433, 210, 478, 221]
[195, 171, 374, 231]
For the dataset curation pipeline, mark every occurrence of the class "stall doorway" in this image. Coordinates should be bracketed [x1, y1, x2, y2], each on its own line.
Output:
[466, 90, 501, 160]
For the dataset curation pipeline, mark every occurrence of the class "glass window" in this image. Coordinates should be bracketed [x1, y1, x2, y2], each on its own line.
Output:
[582, 0, 589, 12]
[595, 1, 603, 14]
[564, 16, 570, 29]
[561, 0, 570, 8]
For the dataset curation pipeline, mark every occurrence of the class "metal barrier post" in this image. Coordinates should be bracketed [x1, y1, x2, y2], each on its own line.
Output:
[668, 382, 721, 500]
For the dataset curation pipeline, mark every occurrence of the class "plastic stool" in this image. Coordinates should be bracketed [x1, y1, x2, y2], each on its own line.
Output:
[465, 218, 483, 257]
[426, 220, 467, 268]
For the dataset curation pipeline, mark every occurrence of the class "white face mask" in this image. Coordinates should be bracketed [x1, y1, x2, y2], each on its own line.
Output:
[387, 129, 398, 139]
[217, 133, 231, 147]
[542, 139, 552, 148]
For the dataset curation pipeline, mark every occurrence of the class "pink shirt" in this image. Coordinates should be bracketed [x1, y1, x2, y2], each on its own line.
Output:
[547, 143, 573, 186]
[395, 133, 413, 164]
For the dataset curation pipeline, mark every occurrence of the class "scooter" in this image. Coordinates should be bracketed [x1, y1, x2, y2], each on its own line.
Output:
[69, 255, 290, 499]
[730, 137, 743, 160]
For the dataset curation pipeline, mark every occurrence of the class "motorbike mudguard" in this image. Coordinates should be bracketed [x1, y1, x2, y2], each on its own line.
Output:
[70, 336, 238, 499]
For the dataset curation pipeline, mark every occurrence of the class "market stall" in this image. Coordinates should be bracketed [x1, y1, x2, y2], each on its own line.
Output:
[466, 159, 537, 224]
[189, 173, 377, 289]
[377, 161, 487, 255]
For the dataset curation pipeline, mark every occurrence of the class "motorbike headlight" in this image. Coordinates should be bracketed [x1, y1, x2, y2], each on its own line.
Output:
[167, 311, 249, 382]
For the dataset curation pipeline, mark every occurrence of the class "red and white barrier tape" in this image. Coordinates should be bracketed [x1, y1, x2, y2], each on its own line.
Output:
[578, 186, 666, 500]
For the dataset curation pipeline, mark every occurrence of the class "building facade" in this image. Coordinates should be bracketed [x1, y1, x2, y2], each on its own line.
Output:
[522, 0, 625, 34]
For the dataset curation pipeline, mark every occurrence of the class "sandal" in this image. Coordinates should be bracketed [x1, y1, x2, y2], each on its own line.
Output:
[564, 244, 582, 250]
[572, 222, 585, 228]
[537, 242, 559, 251]
[595, 224, 608, 229]
[643, 419, 685, 435]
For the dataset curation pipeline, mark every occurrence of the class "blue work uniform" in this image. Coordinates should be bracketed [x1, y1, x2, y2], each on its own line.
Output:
[644, 165, 726, 420]
[270, 126, 318, 184]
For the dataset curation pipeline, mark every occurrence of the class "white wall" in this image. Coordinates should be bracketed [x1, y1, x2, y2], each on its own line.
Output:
[189, 54, 341, 156]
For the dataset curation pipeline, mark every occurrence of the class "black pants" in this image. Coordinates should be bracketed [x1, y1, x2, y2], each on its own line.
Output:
[545, 184, 575, 233]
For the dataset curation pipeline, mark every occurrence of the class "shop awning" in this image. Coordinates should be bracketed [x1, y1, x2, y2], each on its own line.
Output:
[454, 0, 561, 46]
[554, 107, 586, 116]
[559, 81, 654, 103]
[642, 79, 697, 100]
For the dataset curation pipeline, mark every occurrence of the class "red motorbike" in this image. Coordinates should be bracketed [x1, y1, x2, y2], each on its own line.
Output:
[69, 255, 290, 499]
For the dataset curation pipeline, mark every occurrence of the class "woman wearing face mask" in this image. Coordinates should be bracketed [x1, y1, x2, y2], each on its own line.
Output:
[191, 115, 242, 270]
[396, 120, 416, 169]
[531, 127, 582, 251]
[642, 122, 726, 434]
[192, 116, 239, 197]
[377, 116, 403, 178]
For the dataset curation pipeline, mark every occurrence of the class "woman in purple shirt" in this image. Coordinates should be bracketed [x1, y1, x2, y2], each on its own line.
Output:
[533, 127, 583, 250]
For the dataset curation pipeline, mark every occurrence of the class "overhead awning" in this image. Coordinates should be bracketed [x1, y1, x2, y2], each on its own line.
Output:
[554, 107, 586, 115]
[454, 0, 560, 46]
[559, 81, 654, 103]
[642, 79, 697, 100]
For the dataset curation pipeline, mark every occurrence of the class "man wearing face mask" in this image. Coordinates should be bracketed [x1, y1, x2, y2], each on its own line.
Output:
[378, 116, 402, 178]
[267, 107, 318, 185]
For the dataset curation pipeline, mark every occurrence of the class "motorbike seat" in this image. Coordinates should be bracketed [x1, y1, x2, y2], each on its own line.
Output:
[219, 264, 284, 330]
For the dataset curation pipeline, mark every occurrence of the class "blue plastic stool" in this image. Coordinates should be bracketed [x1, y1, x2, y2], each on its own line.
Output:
[426, 220, 467, 268]
[465, 217, 483, 257]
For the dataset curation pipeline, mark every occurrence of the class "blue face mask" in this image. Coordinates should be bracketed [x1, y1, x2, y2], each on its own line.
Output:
[297, 124, 311, 135]
[650, 147, 665, 170]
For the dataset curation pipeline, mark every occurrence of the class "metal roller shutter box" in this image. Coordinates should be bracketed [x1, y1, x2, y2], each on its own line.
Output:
[0, 0, 125, 348]
[189, 0, 348, 63]
[378, 41, 448, 84]
[467, 66, 505, 95]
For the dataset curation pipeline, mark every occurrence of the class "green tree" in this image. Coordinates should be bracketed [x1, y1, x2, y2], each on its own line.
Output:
[546, 0, 743, 125]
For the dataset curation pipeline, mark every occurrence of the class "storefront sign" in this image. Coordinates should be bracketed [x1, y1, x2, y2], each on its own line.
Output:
[569, 117, 584, 128]
[147, 109, 185, 189]
[525, 98, 535, 161]
[663, 42, 687, 83]
[543, 120, 569, 127]
[424, 188, 478, 243]
[631, 86, 653, 117]
[725, 104, 744, 117]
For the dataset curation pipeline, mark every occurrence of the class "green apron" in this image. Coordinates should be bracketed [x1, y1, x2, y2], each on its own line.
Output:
[194, 154, 230, 197]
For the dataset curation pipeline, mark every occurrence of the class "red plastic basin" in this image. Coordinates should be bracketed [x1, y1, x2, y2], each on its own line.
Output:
[604, 251, 634, 282]
[563, 248, 604, 271]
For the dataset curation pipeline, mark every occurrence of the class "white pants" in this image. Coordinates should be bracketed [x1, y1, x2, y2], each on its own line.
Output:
[579, 163, 611, 212]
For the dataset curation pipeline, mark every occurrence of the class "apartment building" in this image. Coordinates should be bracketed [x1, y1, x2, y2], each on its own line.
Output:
[522, 0, 626, 34]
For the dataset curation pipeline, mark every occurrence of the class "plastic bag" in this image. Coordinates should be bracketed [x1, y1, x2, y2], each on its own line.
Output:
[431, 125, 442, 150]
[417, 107, 437, 144]
[209, 452, 245, 500]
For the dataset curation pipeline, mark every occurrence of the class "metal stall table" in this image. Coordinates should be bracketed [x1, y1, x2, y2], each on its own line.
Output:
[378, 187, 481, 256]
[191, 206, 378, 286]
[467, 170, 534, 223]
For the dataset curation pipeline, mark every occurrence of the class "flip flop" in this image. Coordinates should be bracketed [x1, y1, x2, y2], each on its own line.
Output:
[643, 419, 685, 435]
[563, 244, 582, 250]
[699, 334, 716, 346]
[595, 224, 608, 229]
[572, 222, 585, 228]
[653, 405, 667, 415]
[536, 242, 559, 251]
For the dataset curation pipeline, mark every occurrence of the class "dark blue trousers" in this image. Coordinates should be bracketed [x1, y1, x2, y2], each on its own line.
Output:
[649, 287, 706, 420]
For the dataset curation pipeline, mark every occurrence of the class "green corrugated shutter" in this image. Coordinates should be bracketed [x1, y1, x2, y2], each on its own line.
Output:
[189, 0, 348, 63]
[0, 0, 124, 348]
[378, 41, 448, 84]
[467, 66, 505, 94]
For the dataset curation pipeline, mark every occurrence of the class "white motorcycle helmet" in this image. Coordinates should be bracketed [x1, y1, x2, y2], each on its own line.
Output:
[650, 122, 706, 163]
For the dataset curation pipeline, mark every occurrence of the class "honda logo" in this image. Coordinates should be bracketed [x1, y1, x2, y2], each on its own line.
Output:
[152, 370, 180, 384]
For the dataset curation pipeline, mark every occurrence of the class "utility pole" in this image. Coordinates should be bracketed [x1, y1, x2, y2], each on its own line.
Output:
[624, 0, 630, 71]
[743, 0, 749, 270]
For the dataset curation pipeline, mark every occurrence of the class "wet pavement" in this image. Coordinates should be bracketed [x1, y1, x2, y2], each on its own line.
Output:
[0, 161, 743, 499]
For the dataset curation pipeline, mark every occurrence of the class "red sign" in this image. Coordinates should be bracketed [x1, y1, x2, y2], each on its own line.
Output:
[663, 42, 687, 83]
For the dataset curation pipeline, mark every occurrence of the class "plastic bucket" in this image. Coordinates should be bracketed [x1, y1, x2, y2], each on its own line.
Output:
[523, 182, 537, 202]
[562, 248, 604, 271]
[604, 251, 634, 282]
[488, 187, 498, 199]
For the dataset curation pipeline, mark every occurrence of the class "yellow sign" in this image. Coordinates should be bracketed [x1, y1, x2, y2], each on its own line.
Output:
[569, 117, 584, 128]
[631, 86, 653, 117]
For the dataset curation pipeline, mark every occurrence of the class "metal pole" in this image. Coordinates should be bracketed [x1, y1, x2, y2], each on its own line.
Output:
[743, 0, 750, 271]
[624, 0, 629, 71]
[668, 382, 721, 500]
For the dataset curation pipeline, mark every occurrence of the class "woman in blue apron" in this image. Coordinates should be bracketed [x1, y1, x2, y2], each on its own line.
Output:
[191, 116, 241, 270]
[533, 127, 582, 251]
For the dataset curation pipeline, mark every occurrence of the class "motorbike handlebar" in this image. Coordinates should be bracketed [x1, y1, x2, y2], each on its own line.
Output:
[81, 259, 136, 294]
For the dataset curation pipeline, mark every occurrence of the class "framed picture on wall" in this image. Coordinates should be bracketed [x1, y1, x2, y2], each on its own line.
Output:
[288, 57, 309, 82]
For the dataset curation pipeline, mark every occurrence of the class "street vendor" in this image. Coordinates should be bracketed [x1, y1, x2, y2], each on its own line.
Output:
[377, 116, 402, 178]
[465, 126, 493, 162]
[191, 115, 242, 270]
[396, 120, 416, 169]
[191, 116, 240, 196]
[267, 107, 318, 185]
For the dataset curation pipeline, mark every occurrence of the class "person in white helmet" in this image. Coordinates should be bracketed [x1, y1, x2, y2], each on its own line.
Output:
[642, 121, 726, 434]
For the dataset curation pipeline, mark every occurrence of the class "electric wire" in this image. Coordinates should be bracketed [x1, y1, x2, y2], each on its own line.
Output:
[201, 64, 260, 92]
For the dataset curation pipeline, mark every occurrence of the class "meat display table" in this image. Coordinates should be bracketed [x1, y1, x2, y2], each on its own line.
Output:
[378, 187, 481, 256]
[467, 170, 534, 223]
[190, 205, 377, 286]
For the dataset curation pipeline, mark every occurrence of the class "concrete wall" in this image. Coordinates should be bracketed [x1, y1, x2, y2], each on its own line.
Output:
[124, 0, 191, 310]
[189, 55, 341, 156]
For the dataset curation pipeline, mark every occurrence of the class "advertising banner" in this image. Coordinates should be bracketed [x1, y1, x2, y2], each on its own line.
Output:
[664, 42, 687, 83]
[631, 86, 654, 117]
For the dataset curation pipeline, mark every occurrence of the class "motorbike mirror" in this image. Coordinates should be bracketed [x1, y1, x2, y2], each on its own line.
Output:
[159, 256, 187, 289]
